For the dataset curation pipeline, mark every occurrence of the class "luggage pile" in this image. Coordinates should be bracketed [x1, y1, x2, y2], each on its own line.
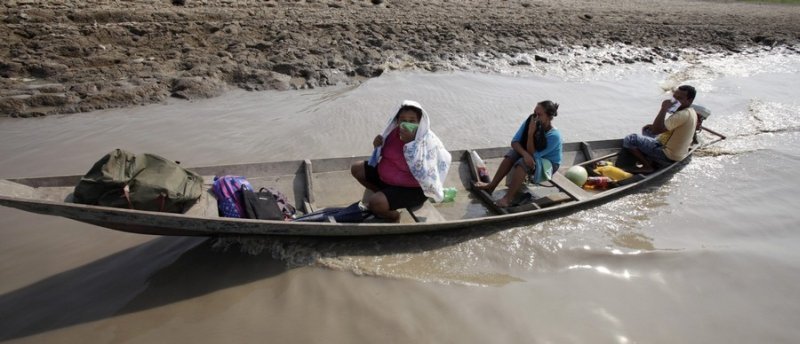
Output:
[73, 149, 203, 213]
[212, 175, 296, 221]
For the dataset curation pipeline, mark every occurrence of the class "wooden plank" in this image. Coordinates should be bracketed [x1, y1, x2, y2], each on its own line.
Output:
[533, 192, 572, 208]
[398, 209, 417, 224]
[507, 190, 574, 213]
[580, 141, 595, 161]
[577, 152, 619, 169]
[475, 189, 508, 215]
[303, 200, 315, 214]
[407, 202, 446, 223]
[303, 160, 315, 204]
[550, 172, 592, 202]
[190, 160, 304, 179]
[465, 150, 506, 215]
[464, 150, 479, 182]
[0, 180, 35, 199]
[361, 208, 415, 224]
[506, 201, 540, 214]
[303, 159, 316, 213]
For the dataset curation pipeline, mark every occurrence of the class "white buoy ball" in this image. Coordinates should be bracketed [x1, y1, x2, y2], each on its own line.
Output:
[565, 165, 588, 186]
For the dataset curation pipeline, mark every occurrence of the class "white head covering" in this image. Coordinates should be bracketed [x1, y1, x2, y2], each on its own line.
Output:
[377, 100, 431, 141]
[372, 100, 452, 202]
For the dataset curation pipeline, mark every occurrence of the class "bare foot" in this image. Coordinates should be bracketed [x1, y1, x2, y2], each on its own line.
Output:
[495, 197, 512, 208]
[473, 181, 495, 193]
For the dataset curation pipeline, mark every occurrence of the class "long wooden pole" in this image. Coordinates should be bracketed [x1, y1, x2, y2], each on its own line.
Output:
[701, 126, 726, 140]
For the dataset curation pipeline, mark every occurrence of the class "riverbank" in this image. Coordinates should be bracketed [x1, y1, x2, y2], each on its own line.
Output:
[2, 0, 799, 117]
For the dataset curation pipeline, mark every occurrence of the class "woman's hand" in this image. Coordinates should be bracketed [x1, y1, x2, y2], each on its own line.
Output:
[373, 135, 384, 148]
[528, 118, 538, 133]
[523, 154, 535, 170]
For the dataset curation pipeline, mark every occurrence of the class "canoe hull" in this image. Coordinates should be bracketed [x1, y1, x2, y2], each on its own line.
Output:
[0, 139, 698, 237]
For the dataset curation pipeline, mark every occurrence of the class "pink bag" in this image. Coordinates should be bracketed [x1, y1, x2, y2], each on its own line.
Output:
[212, 175, 253, 218]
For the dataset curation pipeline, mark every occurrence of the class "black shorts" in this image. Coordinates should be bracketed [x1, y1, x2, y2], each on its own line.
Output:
[364, 161, 427, 210]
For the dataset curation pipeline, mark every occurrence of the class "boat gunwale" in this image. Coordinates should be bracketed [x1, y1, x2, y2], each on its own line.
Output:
[4, 139, 624, 186]
[0, 139, 699, 236]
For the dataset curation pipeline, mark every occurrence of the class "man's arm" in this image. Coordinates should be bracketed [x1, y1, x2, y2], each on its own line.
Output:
[650, 99, 674, 135]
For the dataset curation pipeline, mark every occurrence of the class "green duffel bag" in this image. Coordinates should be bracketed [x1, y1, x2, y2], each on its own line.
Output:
[73, 149, 204, 213]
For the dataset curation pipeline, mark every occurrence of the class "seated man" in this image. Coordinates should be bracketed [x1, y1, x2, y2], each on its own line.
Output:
[623, 85, 698, 173]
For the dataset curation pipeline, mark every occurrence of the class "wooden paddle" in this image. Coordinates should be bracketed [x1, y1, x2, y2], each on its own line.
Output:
[701, 126, 726, 140]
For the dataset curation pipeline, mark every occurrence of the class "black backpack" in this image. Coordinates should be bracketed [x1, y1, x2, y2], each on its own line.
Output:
[241, 187, 285, 221]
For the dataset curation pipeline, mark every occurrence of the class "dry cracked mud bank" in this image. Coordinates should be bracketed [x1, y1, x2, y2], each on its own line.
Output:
[2, 0, 798, 117]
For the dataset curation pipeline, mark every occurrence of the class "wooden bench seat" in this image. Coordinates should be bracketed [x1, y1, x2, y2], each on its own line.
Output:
[550, 171, 592, 201]
[406, 201, 446, 223]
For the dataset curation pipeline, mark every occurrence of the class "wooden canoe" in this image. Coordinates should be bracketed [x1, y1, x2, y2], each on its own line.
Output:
[0, 139, 702, 236]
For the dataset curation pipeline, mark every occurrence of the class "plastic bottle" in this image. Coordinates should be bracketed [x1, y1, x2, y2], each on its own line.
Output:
[582, 176, 617, 190]
[470, 151, 491, 183]
[442, 187, 457, 202]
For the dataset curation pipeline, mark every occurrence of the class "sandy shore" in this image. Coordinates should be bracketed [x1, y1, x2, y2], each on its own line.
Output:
[1, 0, 799, 117]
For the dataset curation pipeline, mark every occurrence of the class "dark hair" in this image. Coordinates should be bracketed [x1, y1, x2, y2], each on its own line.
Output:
[395, 105, 423, 121]
[538, 100, 559, 118]
[678, 85, 697, 100]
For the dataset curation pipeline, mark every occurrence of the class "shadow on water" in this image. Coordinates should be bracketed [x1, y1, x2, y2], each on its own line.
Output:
[0, 225, 531, 340]
[0, 161, 688, 341]
[0, 236, 288, 341]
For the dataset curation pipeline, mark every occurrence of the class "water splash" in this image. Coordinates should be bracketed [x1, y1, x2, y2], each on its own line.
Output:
[211, 185, 684, 286]
[212, 232, 533, 286]
[695, 99, 800, 159]
[390, 43, 800, 84]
